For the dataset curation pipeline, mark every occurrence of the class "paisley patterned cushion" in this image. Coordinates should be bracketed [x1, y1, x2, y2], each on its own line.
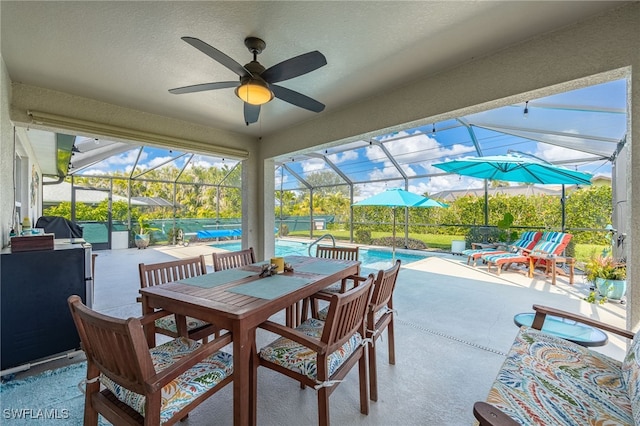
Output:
[622, 333, 640, 424]
[101, 337, 233, 423]
[486, 327, 632, 425]
[154, 315, 210, 334]
[259, 318, 362, 381]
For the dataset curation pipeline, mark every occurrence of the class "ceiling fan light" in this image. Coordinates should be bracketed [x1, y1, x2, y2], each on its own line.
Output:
[235, 78, 273, 105]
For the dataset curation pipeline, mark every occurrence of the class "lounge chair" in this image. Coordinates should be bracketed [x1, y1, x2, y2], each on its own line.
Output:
[482, 231, 572, 275]
[462, 231, 542, 266]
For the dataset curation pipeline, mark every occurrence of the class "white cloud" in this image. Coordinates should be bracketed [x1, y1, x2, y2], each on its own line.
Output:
[301, 157, 326, 174]
[103, 149, 147, 167]
[327, 150, 358, 164]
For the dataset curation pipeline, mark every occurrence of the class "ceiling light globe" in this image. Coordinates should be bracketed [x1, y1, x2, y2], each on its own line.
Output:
[235, 79, 273, 106]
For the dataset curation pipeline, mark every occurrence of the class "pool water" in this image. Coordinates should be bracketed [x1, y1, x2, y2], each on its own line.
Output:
[210, 239, 430, 269]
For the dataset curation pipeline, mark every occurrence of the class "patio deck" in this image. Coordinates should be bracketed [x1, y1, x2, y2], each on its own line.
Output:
[24, 242, 630, 425]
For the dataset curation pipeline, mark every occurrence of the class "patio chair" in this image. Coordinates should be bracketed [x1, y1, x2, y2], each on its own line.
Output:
[212, 246, 256, 271]
[256, 273, 375, 426]
[138, 255, 218, 342]
[482, 231, 572, 275]
[462, 231, 542, 266]
[302, 245, 360, 321]
[314, 259, 402, 401]
[67, 295, 233, 426]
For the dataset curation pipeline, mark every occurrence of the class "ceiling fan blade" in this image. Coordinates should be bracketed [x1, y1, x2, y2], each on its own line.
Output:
[169, 81, 239, 95]
[272, 85, 325, 113]
[244, 103, 260, 125]
[181, 37, 251, 78]
[261, 51, 327, 84]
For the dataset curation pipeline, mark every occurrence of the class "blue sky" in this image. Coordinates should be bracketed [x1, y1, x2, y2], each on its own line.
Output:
[277, 78, 626, 199]
[76, 78, 627, 200]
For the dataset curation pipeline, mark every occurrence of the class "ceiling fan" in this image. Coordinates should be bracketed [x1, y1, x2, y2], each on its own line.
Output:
[169, 36, 327, 125]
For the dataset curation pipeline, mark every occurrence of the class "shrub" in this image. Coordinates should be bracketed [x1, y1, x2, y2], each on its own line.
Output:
[465, 226, 502, 247]
[371, 236, 427, 250]
[355, 229, 372, 244]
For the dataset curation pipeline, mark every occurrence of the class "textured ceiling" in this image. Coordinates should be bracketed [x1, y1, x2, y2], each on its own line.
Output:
[1, 1, 626, 138]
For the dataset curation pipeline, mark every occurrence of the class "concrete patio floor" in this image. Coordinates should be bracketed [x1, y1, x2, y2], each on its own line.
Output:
[28, 241, 632, 425]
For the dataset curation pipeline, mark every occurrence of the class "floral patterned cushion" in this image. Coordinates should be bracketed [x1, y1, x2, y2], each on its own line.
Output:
[101, 337, 233, 423]
[154, 314, 210, 334]
[259, 318, 362, 381]
[622, 333, 640, 424]
[317, 305, 388, 327]
[486, 327, 632, 425]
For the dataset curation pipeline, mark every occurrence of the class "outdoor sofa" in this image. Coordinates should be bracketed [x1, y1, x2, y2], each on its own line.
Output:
[474, 305, 637, 425]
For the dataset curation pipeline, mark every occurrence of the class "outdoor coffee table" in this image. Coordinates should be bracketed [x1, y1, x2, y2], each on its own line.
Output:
[514, 312, 608, 347]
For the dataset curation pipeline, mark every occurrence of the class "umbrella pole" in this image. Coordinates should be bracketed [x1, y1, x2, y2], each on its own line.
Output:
[484, 179, 489, 226]
[392, 207, 396, 262]
[561, 184, 566, 232]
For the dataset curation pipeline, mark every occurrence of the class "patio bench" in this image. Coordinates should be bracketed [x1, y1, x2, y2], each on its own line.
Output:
[474, 304, 637, 426]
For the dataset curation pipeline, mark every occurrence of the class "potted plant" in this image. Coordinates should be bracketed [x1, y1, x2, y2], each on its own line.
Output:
[584, 254, 627, 302]
[134, 217, 159, 249]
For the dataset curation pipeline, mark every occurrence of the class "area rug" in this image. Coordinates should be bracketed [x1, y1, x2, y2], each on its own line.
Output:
[0, 362, 108, 425]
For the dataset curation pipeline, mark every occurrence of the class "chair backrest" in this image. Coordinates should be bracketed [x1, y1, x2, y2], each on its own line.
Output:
[139, 255, 207, 289]
[530, 232, 572, 255]
[315, 245, 359, 261]
[321, 273, 374, 352]
[369, 260, 401, 316]
[212, 247, 256, 271]
[511, 231, 542, 250]
[67, 295, 152, 395]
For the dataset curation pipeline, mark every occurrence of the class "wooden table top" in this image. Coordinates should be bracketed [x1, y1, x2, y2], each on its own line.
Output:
[139, 255, 361, 321]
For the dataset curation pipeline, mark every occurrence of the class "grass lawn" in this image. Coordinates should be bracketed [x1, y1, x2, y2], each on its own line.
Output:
[289, 230, 606, 263]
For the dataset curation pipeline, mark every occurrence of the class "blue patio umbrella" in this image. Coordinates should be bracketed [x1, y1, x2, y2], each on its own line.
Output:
[432, 153, 592, 185]
[352, 188, 448, 260]
[433, 152, 592, 229]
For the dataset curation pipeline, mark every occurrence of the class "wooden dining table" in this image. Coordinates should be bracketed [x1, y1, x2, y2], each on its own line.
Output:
[139, 255, 360, 426]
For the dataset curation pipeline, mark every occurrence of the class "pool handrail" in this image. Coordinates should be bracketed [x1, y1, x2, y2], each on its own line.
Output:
[307, 234, 336, 256]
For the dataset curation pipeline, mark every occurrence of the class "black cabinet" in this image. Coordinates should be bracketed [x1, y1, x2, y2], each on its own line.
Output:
[0, 240, 93, 372]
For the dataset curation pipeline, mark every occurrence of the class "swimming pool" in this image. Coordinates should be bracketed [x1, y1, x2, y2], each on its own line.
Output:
[210, 239, 430, 269]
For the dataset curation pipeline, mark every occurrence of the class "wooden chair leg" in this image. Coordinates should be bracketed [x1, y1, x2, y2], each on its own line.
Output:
[359, 353, 369, 413]
[318, 387, 330, 426]
[368, 341, 378, 402]
[285, 305, 294, 327]
[388, 320, 395, 365]
[84, 364, 100, 426]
